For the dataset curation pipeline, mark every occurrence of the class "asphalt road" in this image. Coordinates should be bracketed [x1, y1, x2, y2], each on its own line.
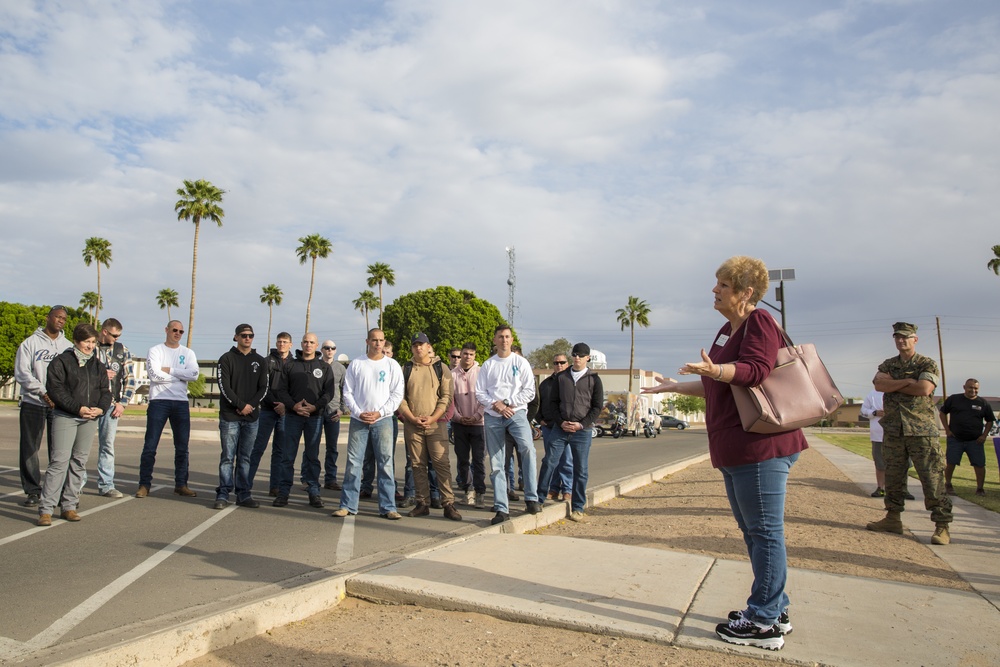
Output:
[0, 405, 707, 665]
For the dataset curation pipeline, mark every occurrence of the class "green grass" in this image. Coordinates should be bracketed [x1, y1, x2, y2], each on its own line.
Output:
[816, 433, 1000, 514]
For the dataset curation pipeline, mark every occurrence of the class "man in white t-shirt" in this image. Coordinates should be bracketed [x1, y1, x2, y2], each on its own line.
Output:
[475, 324, 540, 525]
[136, 321, 200, 498]
[332, 328, 404, 520]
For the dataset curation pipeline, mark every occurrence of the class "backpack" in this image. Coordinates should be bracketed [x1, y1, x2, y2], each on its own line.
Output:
[402, 360, 455, 422]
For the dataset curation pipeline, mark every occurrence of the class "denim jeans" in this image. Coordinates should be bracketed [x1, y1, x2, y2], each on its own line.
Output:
[217, 419, 259, 502]
[39, 414, 98, 515]
[504, 431, 524, 489]
[484, 411, 537, 514]
[538, 425, 574, 494]
[19, 401, 54, 496]
[279, 413, 322, 497]
[452, 422, 487, 494]
[341, 418, 396, 514]
[96, 411, 120, 493]
[537, 425, 591, 512]
[361, 416, 397, 493]
[720, 452, 799, 626]
[139, 400, 191, 488]
[248, 408, 284, 492]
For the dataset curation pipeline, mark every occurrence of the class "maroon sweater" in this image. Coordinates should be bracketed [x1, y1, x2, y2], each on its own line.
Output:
[702, 308, 808, 468]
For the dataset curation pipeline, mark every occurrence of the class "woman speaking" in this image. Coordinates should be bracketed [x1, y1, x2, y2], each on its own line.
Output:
[643, 255, 806, 652]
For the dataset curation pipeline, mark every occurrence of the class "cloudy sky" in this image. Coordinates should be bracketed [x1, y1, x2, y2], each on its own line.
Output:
[3, 0, 999, 399]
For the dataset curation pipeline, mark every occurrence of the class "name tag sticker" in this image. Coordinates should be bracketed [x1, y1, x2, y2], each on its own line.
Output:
[715, 334, 729, 347]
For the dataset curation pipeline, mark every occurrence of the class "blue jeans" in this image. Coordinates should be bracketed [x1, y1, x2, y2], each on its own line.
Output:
[538, 425, 575, 494]
[217, 419, 258, 502]
[341, 418, 396, 514]
[537, 425, 591, 512]
[96, 411, 120, 493]
[139, 400, 191, 488]
[485, 412, 537, 514]
[279, 413, 322, 497]
[249, 409, 284, 491]
[720, 453, 799, 626]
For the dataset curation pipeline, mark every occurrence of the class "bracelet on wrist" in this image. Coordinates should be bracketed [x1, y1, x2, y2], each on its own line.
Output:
[716, 364, 725, 381]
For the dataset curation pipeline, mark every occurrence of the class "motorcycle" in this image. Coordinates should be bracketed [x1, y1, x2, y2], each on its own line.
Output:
[641, 417, 656, 439]
[609, 408, 627, 439]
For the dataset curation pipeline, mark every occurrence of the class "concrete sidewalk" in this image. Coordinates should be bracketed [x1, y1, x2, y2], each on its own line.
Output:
[57, 434, 1000, 666]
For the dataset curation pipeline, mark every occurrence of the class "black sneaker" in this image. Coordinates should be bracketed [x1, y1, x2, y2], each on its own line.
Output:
[430, 497, 443, 510]
[728, 609, 792, 635]
[491, 511, 510, 525]
[716, 617, 784, 650]
[525, 501, 541, 515]
[308, 494, 324, 508]
[870, 487, 884, 497]
[213, 499, 229, 510]
[507, 490, 520, 501]
[272, 495, 289, 507]
[24, 494, 40, 507]
[236, 498, 260, 508]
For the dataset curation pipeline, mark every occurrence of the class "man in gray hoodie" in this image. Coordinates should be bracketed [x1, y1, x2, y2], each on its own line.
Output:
[14, 305, 72, 506]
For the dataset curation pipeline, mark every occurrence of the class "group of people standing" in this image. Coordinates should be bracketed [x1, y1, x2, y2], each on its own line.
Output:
[13, 310, 601, 532]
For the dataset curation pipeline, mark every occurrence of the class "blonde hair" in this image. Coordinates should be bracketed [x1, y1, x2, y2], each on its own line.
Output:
[716, 256, 769, 305]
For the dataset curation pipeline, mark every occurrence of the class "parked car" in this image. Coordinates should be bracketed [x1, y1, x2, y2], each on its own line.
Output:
[660, 416, 689, 430]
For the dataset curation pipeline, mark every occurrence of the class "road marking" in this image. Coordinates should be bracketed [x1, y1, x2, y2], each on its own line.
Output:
[0, 466, 18, 475]
[1, 504, 238, 660]
[335, 514, 355, 563]
[0, 491, 148, 547]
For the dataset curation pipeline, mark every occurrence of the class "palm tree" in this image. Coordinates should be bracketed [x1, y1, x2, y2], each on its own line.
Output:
[80, 291, 102, 324]
[366, 262, 396, 329]
[352, 290, 379, 334]
[156, 288, 180, 321]
[175, 178, 225, 347]
[988, 245, 1000, 275]
[260, 284, 283, 350]
[295, 234, 333, 332]
[82, 237, 112, 323]
[615, 296, 652, 393]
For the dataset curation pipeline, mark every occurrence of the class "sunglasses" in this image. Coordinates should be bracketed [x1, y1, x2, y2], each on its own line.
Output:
[450, 355, 461, 359]
[323, 346, 336, 351]
[238, 333, 255, 339]
[171, 328, 184, 334]
[572, 353, 588, 358]
[552, 360, 568, 365]
[105, 331, 122, 339]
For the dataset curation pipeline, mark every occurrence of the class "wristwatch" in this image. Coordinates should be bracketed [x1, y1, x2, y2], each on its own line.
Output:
[503, 400, 511, 407]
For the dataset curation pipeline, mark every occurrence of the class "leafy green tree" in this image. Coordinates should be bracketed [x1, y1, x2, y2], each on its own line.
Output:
[188, 373, 207, 401]
[366, 262, 396, 330]
[671, 395, 706, 416]
[156, 288, 179, 321]
[79, 291, 102, 324]
[527, 338, 572, 370]
[615, 296, 651, 392]
[0, 302, 87, 390]
[175, 178, 226, 348]
[82, 236, 112, 323]
[295, 234, 332, 332]
[382, 286, 508, 364]
[988, 245, 1000, 275]
[352, 290, 379, 335]
[260, 284, 283, 350]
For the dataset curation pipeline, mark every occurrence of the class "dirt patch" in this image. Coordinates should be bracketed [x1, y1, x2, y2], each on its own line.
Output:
[187, 447, 966, 667]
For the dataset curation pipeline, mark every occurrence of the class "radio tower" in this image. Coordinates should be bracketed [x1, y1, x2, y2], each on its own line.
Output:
[504, 246, 516, 326]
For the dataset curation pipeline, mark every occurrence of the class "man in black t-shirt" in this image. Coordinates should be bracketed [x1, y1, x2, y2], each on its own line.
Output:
[939, 379, 995, 497]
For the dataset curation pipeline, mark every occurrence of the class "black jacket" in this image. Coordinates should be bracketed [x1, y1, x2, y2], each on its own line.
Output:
[218, 347, 269, 422]
[545, 369, 603, 428]
[273, 351, 335, 412]
[536, 373, 562, 426]
[261, 349, 294, 412]
[46, 348, 112, 419]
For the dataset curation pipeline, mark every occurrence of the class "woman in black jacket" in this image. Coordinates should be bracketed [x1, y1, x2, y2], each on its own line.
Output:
[37, 323, 112, 526]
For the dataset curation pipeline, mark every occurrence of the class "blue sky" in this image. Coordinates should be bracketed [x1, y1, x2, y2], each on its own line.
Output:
[2, 0, 999, 399]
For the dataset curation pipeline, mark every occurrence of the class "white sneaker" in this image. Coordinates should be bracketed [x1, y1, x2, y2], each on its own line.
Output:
[466, 490, 477, 507]
[101, 488, 124, 498]
[569, 511, 589, 522]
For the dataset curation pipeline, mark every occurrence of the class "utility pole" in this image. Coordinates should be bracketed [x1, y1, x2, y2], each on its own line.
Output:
[936, 316, 946, 399]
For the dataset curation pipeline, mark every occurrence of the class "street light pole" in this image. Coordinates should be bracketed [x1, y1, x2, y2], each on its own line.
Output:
[760, 268, 796, 332]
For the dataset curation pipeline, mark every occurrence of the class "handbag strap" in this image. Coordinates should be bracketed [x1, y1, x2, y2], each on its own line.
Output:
[757, 309, 795, 347]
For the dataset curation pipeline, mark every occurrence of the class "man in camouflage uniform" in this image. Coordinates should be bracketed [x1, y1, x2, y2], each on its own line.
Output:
[866, 322, 953, 545]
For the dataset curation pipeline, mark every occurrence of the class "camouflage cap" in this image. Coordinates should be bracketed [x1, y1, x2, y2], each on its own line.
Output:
[892, 322, 917, 337]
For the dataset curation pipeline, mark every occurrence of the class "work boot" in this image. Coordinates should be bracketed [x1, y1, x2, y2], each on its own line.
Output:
[931, 523, 951, 545]
[408, 502, 430, 517]
[866, 510, 903, 534]
[443, 503, 462, 521]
